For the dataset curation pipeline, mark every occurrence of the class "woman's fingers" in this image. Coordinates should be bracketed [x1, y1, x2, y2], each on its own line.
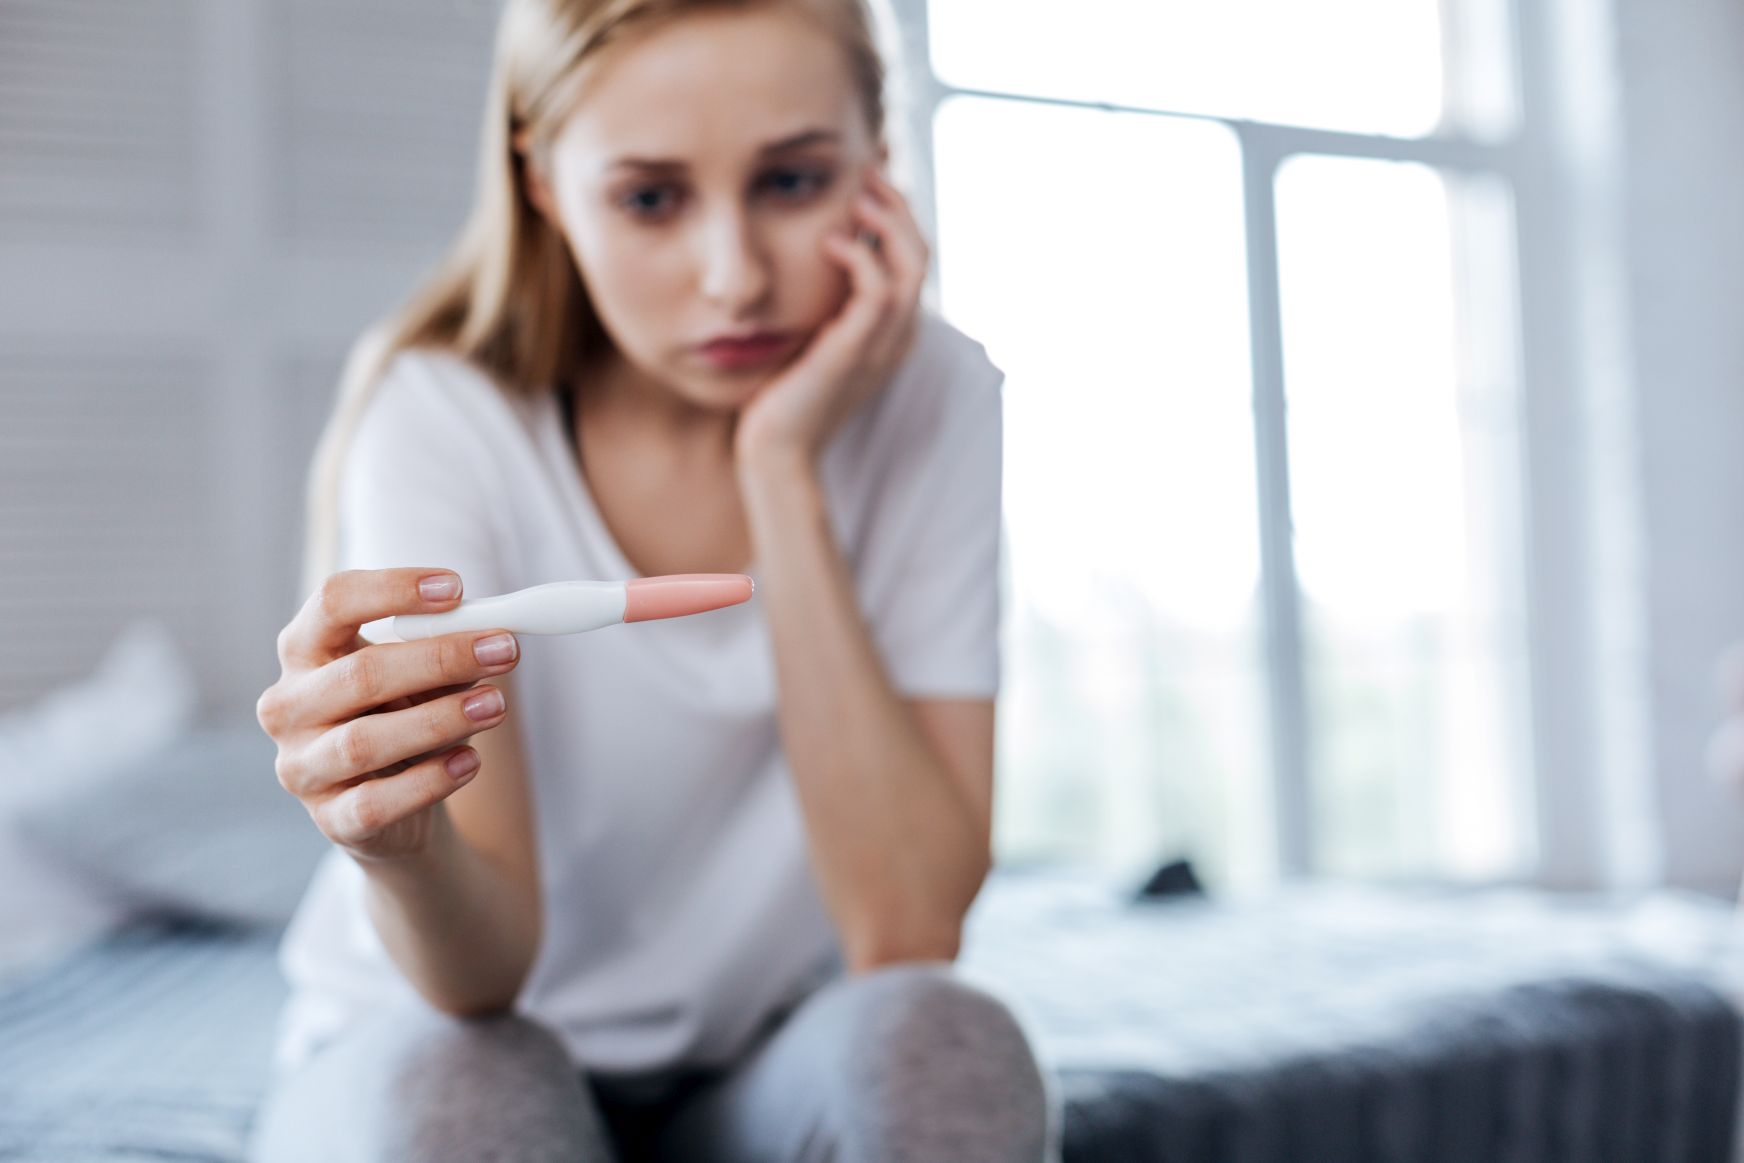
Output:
[275, 681, 508, 800]
[867, 167, 930, 250]
[373, 679, 478, 715]
[842, 174, 924, 367]
[850, 205, 911, 345]
[258, 567, 517, 863]
[312, 746, 481, 851]
[793, 167, 927, 380]
[859, 170, 930, 302]
[291, 631, 519, 727]
[277, 568, 465, 668]
[816, 223, 895, 366]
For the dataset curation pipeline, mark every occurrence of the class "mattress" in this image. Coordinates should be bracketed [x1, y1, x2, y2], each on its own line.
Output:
[1, 875, 1741, 1162]
[957, 872, 1744, 1162]
[0, 918, 284, 1162]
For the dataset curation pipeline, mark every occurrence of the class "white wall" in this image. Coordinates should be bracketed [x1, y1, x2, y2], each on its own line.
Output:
[1613, 0, 1744, 894]
[0, 0, 499, 720]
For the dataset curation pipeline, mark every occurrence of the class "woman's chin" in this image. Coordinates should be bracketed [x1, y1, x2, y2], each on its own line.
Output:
[670, 365, 775, 413]
[687, 347, 803, 393]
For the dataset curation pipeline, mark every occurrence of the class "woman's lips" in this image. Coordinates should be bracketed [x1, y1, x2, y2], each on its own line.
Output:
[695, 332, 796, 370]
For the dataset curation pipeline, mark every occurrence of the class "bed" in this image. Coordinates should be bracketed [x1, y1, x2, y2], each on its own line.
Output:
[3, 866, 1742, 1162]
[2, 630, 1742, 1160]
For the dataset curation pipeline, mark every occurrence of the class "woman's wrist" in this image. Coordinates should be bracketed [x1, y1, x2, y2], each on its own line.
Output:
[736, 441, 824, 524]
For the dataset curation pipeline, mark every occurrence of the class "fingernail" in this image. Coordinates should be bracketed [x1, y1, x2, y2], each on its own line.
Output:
[420, 574, 461, 601]
[446, 750, 480, 781]
[464, 688, 505, 721]
[473, 633, 518, 666]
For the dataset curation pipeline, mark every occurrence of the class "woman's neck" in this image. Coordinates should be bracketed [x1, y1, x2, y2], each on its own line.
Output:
[575, 348, 738, 464]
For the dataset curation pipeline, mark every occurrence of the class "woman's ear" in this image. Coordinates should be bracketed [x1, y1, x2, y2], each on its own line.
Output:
[514, 130, 558, 224]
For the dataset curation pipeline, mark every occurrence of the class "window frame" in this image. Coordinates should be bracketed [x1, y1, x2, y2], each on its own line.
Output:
[888, 0, 1591, 883]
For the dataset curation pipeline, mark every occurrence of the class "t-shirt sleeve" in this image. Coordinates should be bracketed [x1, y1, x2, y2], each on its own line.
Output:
[337, 352, 513, 643]
[860, 338, 1006, 700]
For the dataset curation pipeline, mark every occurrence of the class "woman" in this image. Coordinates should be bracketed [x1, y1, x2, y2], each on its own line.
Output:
[247, 0, 1055, 1159]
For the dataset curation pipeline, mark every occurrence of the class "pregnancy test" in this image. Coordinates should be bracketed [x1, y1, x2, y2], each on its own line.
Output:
[390, 573, 754, 640]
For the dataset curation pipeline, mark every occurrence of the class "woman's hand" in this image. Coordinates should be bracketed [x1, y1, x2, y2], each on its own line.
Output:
[733, 166, 931, 474]
[256, 568, 520, 865]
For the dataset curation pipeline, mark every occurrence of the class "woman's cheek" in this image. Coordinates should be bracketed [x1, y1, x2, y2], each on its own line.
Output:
[786, 220, 852, 324]
[591, 234, 676, 317]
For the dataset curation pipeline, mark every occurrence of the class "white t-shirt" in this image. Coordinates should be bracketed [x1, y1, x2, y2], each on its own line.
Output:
[272, 310, 1006, 1078]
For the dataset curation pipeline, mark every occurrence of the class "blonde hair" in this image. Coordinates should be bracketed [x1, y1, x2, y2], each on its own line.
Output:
[298, 0, 901, 600]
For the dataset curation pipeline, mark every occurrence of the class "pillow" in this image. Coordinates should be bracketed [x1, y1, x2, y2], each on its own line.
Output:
[0, 619, 199, 808]
[0, 619, 200, 975]
[13, 724, 330, 929]
[0, 840, 120, 985]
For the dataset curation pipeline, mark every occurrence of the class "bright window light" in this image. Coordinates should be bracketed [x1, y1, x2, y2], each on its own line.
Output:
[929, 0, 1449, 137]
[1275, 155, 1534, 880]
[935, 96, 1275, 889]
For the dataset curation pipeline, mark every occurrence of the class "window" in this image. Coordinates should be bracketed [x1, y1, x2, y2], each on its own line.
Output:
[913, 0, 1533, 887]
[1274, 157, 1532, 881]
[929, 0, 1451, 138]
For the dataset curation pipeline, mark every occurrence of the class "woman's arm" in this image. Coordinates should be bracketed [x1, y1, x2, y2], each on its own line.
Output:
[260, 566, 543, 1017]
[360, 810, 541, 1016]
[357, 670, 544, 1016]
[739, 452, 993, 973]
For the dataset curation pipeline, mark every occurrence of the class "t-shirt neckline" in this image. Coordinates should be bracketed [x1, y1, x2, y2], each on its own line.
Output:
[549, 385, 757, 583]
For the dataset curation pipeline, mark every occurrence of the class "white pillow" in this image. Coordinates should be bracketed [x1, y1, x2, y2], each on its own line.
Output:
[0, 619, 199, 811]
[15, 725, 330, 928]
[0, 619, 199, 978]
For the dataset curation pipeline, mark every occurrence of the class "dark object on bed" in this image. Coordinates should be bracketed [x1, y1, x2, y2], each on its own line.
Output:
[1133, 857, 1208, 902]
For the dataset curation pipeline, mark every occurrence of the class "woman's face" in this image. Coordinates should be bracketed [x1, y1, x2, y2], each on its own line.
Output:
[531, 5, 879, 411]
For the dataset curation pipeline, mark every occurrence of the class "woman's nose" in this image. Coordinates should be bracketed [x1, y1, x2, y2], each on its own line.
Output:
[698, 213, 772, 314]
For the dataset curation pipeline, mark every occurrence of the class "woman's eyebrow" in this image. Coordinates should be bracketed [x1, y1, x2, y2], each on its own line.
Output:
[759, 128, 840, 154]
[607, 129, 841, 173]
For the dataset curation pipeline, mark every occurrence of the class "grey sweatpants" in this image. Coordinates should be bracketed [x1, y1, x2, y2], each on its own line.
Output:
[246, 960, 1062, 1162]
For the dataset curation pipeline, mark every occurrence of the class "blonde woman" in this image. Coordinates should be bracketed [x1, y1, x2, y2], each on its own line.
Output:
[247, 0, 1054, 1159]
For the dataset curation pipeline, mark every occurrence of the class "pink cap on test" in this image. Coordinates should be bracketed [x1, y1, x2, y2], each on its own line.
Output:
[623, 573, 755, 622]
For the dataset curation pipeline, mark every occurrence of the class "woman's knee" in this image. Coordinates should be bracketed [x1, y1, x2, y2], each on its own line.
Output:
[248, 1003, 612, 1163]
[835, 962, 1054, 1162]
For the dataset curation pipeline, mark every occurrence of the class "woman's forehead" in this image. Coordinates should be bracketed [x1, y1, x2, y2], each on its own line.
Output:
[555, 7, 866, 175]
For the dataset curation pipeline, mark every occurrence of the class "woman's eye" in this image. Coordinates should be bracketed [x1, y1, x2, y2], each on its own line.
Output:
[618, 184, 682, 220]
[614, 169, 831, 220]
[759, 167, 832, 203]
